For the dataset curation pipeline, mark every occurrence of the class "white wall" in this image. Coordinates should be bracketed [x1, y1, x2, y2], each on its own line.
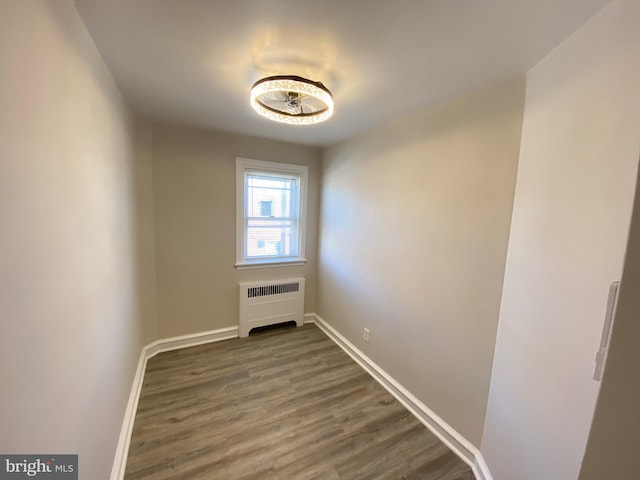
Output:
[481, 1, 640, 479]
[152, 123, 321, 338]
[579, 161, 640, 479]
[318, 78, 525, 445]
[0, 2, 156, 478]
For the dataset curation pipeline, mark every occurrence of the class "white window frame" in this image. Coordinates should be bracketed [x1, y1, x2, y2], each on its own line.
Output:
[235, 157, 308, 269]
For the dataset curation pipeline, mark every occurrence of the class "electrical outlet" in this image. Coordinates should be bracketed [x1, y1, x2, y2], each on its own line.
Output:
[363, 328, 370, 343]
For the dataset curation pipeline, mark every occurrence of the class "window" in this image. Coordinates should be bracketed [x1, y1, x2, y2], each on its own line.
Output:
[236, 158, 308, 268]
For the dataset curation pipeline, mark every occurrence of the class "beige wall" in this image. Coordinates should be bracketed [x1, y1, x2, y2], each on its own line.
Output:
[152, 123, 321, 338]
[317, 78, 525, 445]
[481, 1, 640, 479]
[132, 117, 159, 345]
[0, 1, 156, 479]
[579, 159, 640, 479]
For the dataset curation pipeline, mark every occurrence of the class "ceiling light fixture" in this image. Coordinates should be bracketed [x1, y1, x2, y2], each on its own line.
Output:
[250, 75, 334, 125]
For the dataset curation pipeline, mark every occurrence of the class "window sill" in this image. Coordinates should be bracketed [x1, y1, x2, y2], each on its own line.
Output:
[234, 259, 307, 270]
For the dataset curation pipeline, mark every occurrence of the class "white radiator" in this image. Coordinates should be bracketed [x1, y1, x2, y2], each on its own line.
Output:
[238, 277, 305, 338]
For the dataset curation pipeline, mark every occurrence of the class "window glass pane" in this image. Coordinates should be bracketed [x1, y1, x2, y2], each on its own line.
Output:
[246, 221, 298, 258]
[246, 174, 296, 219]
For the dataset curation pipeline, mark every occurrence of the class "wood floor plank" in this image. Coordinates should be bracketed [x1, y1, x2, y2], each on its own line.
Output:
[125, 323, 475, 480]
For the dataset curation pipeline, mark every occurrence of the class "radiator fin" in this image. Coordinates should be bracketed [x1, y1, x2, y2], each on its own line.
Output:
[248, 282, 299, 298]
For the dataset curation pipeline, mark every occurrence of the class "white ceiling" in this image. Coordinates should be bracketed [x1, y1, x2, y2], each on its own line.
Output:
[75, 0, 610, 147]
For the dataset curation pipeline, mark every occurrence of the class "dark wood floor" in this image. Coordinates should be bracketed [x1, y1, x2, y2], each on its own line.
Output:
[125, 323, 475, 480]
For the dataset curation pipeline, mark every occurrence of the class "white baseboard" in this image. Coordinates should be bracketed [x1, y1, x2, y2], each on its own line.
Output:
[110, 325, 239, 480]
[306, 313, 479, 468]
[472, 452, 495, 480]
[145, 326, 239, 358]
[110, 348, 148, 480]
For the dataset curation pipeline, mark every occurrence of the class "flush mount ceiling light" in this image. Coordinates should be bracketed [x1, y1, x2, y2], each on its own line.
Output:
[250, 75, 334, 125]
